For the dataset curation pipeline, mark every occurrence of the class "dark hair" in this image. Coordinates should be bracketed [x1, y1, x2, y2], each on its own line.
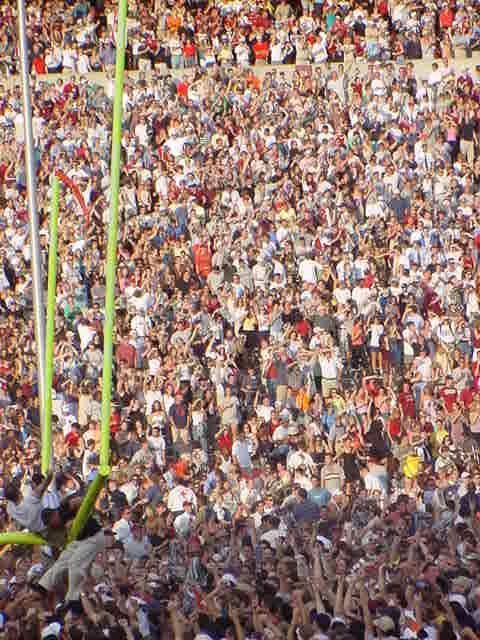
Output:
[438, 621, 456, 640]
[31, 473, 43, 486]
[4, 483, 19, 503]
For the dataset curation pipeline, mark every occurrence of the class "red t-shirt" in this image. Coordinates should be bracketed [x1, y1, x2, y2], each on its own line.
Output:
[296, 318, 311, 338]
[388, 417, 402, 439]
[183, 43, 195, 57]
[399, 391, 415, 418]
[364, 273, 375, 288]
[253, 40, 269, 60]
[439, 9, 454, 28]
[440, 387, 458, 413]
[193, 244, 212, 278]
[463, 255, 475, 271]
[177, 81, 189, 98]
[65, 432, 80, 447]
[378, 0, 388, 15]
[461, 386, 475, 409]
[32, 56, 46, 75]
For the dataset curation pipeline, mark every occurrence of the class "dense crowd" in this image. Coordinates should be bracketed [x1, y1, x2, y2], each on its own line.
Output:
[3, 10, 480, 638]
[1, 0, 480, 74]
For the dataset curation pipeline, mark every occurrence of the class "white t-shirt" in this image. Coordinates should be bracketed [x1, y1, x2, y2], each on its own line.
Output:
[352, 286, 371, 314]
[298, 258, 318, 284]
[256, 404, 273, 422]
[334, 286, 352, 305]
[7, 487, 44, 533]
[113, 517, 132, 543]
[232, 439, 252, 469]
[167, 485, 197, 512]
[78, 323, 96, 351]
[272, 425, 289, 443]
[369, 323, 384, 348]
[416, 356, 433, 382]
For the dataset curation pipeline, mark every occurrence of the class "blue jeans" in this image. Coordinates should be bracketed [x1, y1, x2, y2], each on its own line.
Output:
[413, 381, 426, 413]
[389, 338, 403, 368]
[271, 444, 289, 460]
[267, 379, 277, 403]
[171, 54, 184, 69]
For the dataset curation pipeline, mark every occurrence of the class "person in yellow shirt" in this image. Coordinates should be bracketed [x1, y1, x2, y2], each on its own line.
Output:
[296, 383, 311, 413]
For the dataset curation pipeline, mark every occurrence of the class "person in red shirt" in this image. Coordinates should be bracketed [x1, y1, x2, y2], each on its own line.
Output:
[295, 316, 312, 340]
[439, 5, 454, 30]
[440, 376, 458, 414]
[378, 0, 388, 16]
[183, 39, 196, 67]
[463, 249, 475, 273]
[387, 407, 403, 441]
[253, 39, 269, 64]
[192, 241, 212, 281]
[461, 385, 475, 410]
[399, 382, 416, 418]
[31, 46, 46, 75]
[177, 80, 189, 100]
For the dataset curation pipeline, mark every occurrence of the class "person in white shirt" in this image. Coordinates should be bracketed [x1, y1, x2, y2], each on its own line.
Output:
[173, 501, 196, 537]
[45, 47, 63, 73]
[232, 430, 252, 472]
[319, 348, 342, 397]
[5, 473, 52, 533]
[411, 347, 433, 412]
[427, 62, 442, 103]
[77, 52, 91, 74]
[123, 525, 151, 560]
[352, 281, 371, 316]
[368, 316, 384, 373]
[360, 461, 388, 496]
[287, 444, 316, 476]
[77, 318, 96, 351]
[119, 476, 140, 506]
[334, 284, 352, 306]
[62, 45, 78, 71]
[113, 507, 132, 544]
[298, 254, 319, 284]
[256, 396, 273, 423]
[82, 440, 98, 481]
[147, 427, 166, 469]
[167, 483, 197, 514]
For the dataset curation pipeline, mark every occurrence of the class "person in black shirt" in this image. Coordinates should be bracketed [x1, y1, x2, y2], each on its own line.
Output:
[460, 107, 478, 167]
[100, 477, 129, 520]
[36, 494, 114, 612]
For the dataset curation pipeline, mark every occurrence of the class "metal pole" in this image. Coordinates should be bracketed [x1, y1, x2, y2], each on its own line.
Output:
[99, 0, 128, 476]
[67, 474, 105, 544]
[17, 0, 46, 450]
[42, 175, 60, 477]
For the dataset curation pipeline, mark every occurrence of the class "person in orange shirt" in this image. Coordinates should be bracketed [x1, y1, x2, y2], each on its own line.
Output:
[166, 11, 182, 33]
[171, 454, 190, 481]
[296, 383, 311, 413]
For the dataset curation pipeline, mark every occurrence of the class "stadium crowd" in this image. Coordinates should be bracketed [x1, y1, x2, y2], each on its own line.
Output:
[3, 0, 480, 639]
[0, 0, 480, 73]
